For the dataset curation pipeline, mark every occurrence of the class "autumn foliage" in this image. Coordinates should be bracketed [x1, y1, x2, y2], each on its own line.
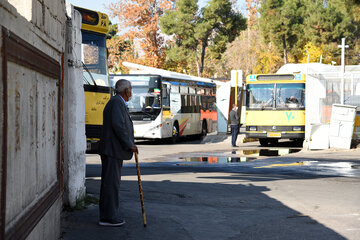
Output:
[106, 0, 360, 77]
[106, 0, 176, 71]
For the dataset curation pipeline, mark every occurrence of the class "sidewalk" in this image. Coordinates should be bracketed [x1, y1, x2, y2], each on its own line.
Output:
[60, 136, 360, 240]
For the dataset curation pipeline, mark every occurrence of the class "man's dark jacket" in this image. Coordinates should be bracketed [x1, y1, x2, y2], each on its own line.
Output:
[99, 94, 134, 160]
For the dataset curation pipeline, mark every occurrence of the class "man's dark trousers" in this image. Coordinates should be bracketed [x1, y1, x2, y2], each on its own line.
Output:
[99, 155, 124, 222]
[231, 124, 239, 146]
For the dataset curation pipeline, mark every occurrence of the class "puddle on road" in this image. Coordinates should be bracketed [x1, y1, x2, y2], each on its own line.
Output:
[176, 148, 302, 165]
[254, 161, 360, 177]
[175, 158, 360, 177]
[178, 156, 257, 164]
[235, 148, 301, 157]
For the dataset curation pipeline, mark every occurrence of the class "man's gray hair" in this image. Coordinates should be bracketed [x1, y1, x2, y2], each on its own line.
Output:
[115, 79, 131, 94]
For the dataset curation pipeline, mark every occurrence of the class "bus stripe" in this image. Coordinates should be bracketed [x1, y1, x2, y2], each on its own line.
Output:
[179, 118, 189, 135]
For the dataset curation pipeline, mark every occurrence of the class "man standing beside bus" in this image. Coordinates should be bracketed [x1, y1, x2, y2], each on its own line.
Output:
[98, 79, 138, 227]
[230, 104, 240, 147]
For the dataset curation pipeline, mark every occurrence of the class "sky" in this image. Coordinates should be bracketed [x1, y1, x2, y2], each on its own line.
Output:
[66, 0, 210, 23]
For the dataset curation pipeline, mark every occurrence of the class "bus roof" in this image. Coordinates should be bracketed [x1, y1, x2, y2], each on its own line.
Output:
[122, 62, 217, 85]
[246, 73, 305, 83]
[73, 6, 109, 34]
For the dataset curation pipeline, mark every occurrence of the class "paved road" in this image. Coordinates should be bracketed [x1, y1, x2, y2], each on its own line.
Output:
[62, 134, 360, 240]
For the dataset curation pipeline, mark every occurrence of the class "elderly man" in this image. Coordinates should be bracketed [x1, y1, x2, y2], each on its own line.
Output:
[98, 79, 138, 227]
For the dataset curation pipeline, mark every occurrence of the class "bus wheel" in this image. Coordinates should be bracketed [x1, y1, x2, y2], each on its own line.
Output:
[259, 138, 268, 146]
[200, 121, 207, 139]
[171, 123, 179, 144]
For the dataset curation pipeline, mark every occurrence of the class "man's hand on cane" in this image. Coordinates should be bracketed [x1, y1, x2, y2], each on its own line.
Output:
[131, 145, 138, 154]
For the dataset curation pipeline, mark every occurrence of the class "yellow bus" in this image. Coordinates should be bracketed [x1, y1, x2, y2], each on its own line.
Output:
[74, 6, 110, 152]
[245, 74, 305, 146]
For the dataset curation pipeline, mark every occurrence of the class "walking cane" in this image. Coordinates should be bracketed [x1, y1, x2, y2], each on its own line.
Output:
[135, 152, 147, 227]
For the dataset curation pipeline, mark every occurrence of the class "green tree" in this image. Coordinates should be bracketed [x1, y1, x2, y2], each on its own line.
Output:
[304, 0, 354, 45]
[302, 0, 357, 64]
[328, 0, 360, 64]
[160, 0, 199, 74]
[106, 22, 118, 39]
[259, 0, 306, 64]
[160, 0, 246, 76]
[259, 0, 360, 65]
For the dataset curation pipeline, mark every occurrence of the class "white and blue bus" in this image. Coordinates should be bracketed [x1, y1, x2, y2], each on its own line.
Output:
[110, 63, 217, 142]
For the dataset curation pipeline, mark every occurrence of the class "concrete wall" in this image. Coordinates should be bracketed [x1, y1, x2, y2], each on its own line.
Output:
[217, 81, 231, 133]
[63, 4, 87, 207]
[3, 0, 65, 61]
[0, 0, 65, 239]
[0, 13, 3, 233]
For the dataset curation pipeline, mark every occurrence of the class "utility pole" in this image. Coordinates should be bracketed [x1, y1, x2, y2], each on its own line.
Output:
[235, 71, 238, 106]
[338, 37, 349, 104]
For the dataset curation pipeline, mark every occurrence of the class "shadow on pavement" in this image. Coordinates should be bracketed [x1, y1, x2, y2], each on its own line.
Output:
[61, 164, 348, 240]
[135, 133, 230, 145]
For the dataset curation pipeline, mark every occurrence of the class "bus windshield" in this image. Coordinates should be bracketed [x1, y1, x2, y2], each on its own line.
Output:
[129, 86, 161, 111]
[247, 83, 305, 109]
[276, 83, 305, 109]
[82, 31, 108, 86]
[111, 75, 162, 116]
[247, 84, 274, 109]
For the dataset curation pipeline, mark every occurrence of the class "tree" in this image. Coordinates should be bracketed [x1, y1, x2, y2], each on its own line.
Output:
[258, 0, 360, 65]
[225, 29, 282, 76]
[321, 0, 360, 64]
[107, 22, 118, 39]
[224, 29, 258, 78]
[253, 42, 282, 74]
[299, 42, 325, 63]
[160, 0, 199, 74]
[106, 0, 176, 68]
[107, 36, 137, 73]
[245, 0, 260, 29]
[259, 0, 306, 64]
[160, 0, 246, 76]
[304, 0, 354, 44]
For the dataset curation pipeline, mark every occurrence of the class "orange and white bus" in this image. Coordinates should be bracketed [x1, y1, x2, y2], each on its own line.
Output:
[110, 65, 217, 142]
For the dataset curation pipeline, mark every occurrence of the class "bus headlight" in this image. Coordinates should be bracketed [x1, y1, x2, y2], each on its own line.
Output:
[150, 123, 163, 131]
[249, 126, 257, 131]
[293, 126, 302, 131]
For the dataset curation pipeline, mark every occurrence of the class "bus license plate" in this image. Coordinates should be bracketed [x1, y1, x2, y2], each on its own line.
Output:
[267, 132, 281, 138]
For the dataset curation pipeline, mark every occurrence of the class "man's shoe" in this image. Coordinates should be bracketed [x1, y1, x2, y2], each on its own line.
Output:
[232, 145, 238, 147]
[99, 219, 126, 227]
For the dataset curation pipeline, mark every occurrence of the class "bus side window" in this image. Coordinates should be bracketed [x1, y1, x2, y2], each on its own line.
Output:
[181, 95, 186, 113]
[190, 95, 195, 113]
[181, 95, 191, 113]
[208, 96, 216, 111]
[196, 95, 201, 113]
[162, 84, 170, 108]
[201, 96, 208, 111]
[186, 95, 191, 113]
